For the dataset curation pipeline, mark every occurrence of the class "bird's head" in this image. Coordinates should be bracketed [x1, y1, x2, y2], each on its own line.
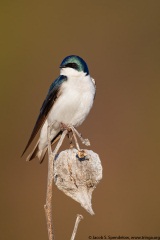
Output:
[60, 55, 89, 77]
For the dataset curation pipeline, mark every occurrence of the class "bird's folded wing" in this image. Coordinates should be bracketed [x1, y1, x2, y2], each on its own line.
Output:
[21, 75, 67, 156]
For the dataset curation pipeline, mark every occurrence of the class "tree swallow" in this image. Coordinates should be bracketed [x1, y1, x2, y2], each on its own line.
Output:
[22, 55, 96, 163]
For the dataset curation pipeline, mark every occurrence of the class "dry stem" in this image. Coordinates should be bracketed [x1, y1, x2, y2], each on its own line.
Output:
[44, 125, 54, 240]
[44, 126, 68, 240]
[70, 214, 83, 240]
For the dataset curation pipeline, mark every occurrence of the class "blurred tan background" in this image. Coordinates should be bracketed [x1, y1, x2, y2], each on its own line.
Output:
[1, 0, 160, 239]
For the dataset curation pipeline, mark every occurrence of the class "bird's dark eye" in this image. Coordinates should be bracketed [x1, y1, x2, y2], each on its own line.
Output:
[65, 63, 78, 69]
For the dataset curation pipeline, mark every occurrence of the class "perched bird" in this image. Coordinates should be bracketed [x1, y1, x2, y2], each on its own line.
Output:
[22, 55, 96, 163]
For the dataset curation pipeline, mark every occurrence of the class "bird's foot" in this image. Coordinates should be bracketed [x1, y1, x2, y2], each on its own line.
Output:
[69, 125, 91, 147]
[60, 123, 90, 151]
[60, 123, 72, 132]
[61, 123, 75, 148]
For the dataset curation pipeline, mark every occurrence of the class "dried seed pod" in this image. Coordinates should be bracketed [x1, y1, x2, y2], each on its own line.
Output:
[54, 148, 102, 215]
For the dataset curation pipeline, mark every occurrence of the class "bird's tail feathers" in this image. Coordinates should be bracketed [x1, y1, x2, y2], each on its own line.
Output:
[26, 140, 47, 163]
[26, 131, 62, 164]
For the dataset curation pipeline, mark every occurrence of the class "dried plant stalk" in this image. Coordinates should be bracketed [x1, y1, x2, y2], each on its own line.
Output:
[70, 214, 84, 240]
[44, 125, 55, 240]
[44, 127, 68, 240]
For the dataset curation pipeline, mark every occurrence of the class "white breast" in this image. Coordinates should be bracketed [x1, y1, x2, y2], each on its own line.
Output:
[48, 70, 95, 128]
